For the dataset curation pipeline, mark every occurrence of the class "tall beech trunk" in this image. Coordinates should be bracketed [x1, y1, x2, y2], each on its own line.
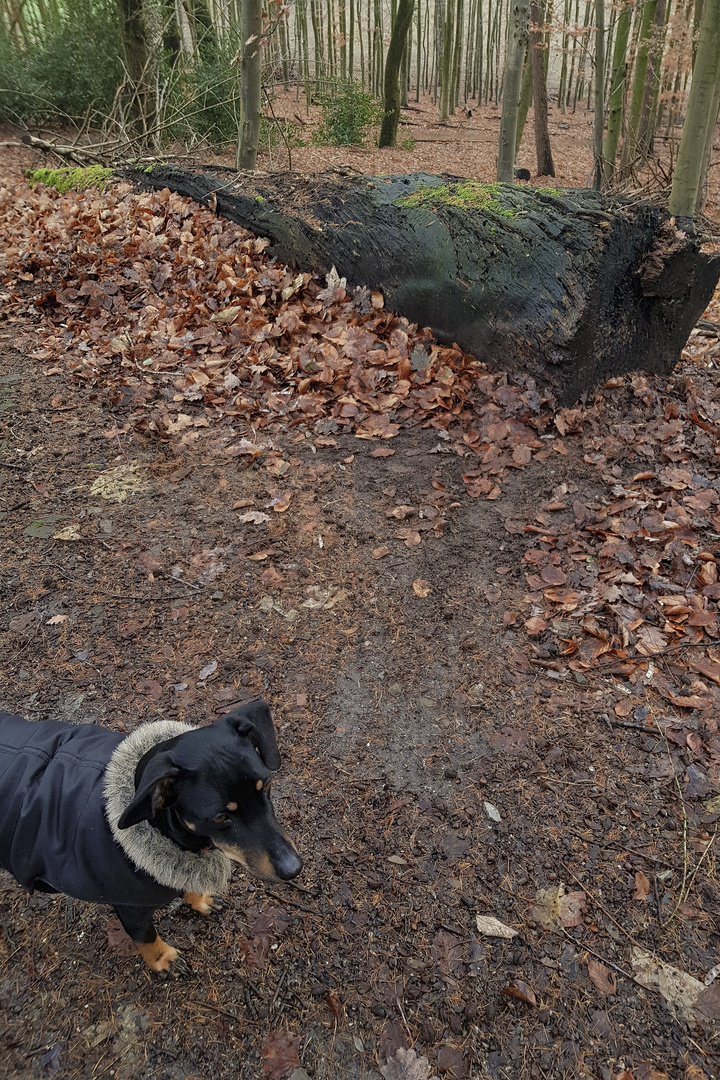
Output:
[497, 0, 529, 180]
[236, 0, 262, 170]
[668, 0, 720, 216]
[592, 0, 605, 189]
[637, 0, 667, 156]
[379, 0, 415, 146]
[529, 0, 555, 176]
[439, 0, 454, 120]
[620, 0, 657, 176]
[603, 0, 631, 178]
[117, 0, 155, 140]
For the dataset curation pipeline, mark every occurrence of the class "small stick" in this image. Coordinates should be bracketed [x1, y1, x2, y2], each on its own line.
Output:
[263, 890, 321, 917]
[562, 928, 633, 981]
[567, 870, 645, 949]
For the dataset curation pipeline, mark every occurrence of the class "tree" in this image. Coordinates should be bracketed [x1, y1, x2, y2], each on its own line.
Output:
[603, 0, 632, 179]
[620, 0, 658, 177]
[497, 0, 530, 181]
[236, 0, 263, 170]
[668, 0, 720, 216]
[592, 0, 605, 189]
[379, 0, 416, 147]
[117, 0, 155, 141]
[529, 0, 554, 176]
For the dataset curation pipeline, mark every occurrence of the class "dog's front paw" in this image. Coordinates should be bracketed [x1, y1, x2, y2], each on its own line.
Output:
[184, 890, 225, 915]
[137, 936, 189, 978]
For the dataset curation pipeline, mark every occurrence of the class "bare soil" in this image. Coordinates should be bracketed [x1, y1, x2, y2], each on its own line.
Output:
[0, 108, 719, 1080]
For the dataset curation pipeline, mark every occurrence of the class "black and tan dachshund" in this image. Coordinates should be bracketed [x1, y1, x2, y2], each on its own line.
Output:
[0, 700, 302, 975]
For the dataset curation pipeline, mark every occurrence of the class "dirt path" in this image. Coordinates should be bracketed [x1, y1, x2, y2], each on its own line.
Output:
[1, 324, 718, 1080]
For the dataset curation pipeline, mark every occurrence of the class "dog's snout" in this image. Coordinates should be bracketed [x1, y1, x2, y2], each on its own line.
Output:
[276, 848, 303, 881]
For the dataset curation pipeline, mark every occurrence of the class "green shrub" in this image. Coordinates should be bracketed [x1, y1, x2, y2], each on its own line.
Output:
[173, 45, 240, 145]
[0, 0, 123, 125]
[260, 116, 305, 150]
[312, 81, 383, 147]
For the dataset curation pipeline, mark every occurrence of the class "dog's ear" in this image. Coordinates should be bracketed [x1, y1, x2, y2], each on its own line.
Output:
[117, 753, 180, 829]
[223, 699, 281, 770]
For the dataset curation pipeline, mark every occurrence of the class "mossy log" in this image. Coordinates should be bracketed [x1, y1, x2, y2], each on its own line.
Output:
[136, 166, 720, 403]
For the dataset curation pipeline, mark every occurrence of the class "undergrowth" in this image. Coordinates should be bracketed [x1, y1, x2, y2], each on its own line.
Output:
[311, 80, 383, 147]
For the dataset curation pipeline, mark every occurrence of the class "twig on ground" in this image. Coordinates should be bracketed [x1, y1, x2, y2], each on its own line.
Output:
[567, 869, 645, 949]
[562, 928, 633, 981]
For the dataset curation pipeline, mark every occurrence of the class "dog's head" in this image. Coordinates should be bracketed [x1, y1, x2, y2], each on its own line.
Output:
[117, 700, 302, 883]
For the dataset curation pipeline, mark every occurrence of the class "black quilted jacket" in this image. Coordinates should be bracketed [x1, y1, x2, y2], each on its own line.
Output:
[0, 711, 179, 908]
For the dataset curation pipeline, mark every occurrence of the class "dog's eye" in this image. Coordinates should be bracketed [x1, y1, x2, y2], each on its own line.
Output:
[213, 814, 228, 824]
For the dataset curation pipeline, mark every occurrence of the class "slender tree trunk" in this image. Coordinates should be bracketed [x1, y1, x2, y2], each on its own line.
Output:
[439, 0, 455, 120]
[565, 0, 580, 108]
[697, 78, 720, 213]
[620, 0, 658, 176]
[450, 0, 463, 110]
[515, 47, 532, 156]
[668, 0, 720, 216]
[236, 0, 262, 170]
[279, 12, 291, 89]
[497, 0, 530, 180]
[603, 0, 631, 178]
[379, 0, 415, 145]
[117, 0, 155, 140]
[556, 0, 571, 111]
[637, 0, 667, 155]
[592, 0, 605, 188]
[530, 0, 555, 175]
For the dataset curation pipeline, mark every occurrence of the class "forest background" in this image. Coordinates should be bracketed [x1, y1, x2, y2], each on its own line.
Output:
[1, 0, 719, 220]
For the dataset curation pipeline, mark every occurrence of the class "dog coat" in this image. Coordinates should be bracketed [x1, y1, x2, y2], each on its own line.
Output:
[0, 712, 232, 907]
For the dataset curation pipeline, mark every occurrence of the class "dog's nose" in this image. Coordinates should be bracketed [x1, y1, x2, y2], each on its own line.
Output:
[276, 849, 303, 881]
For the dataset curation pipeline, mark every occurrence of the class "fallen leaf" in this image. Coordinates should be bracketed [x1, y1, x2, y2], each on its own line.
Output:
[260, 1030, 301, 1079]
[524, 617, 548, 635]
[436, 1045, 469, 1077]
[372, 545, 391, 559]
[631, 948, 715, 1023]
[587, 958, 618, 995]
[371, 447, 396, 457]
[412, 579, 433, 597]
[105, 917, 137, 958]
[198, 660, 218, 681]
[501, 980, 537, 1006]
[633, 871, 651, 902]
[46, 614, 69, 626]
[475, 915, 518, 939]
[559, 890, 586, 927]
[237, 511, 270, 524]
[379, 1046, 432, 1080]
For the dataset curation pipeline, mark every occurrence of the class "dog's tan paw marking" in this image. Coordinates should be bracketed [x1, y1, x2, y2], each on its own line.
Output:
[184, 891, 223, 915]
[137, 936, 186, 976]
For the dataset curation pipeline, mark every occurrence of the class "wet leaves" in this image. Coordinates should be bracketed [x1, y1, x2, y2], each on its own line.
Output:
[587, 958, 618, 996]
[501, 980, 537, 1006]
[633, 870, 651, 902]
[260, 1030, 301, 1079]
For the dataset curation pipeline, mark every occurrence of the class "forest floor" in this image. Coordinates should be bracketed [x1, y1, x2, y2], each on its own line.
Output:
[1, 102, 720, 1080]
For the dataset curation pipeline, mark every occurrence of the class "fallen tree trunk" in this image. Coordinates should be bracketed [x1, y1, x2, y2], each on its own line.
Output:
[135, 166, 720, 403]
